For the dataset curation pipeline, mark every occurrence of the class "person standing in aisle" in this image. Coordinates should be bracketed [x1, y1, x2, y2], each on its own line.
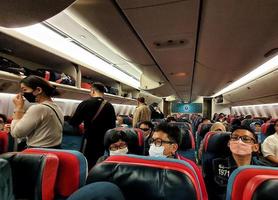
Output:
[70, 82, 116, 168]
[11, 75, 64, 149]
[132, 97, 151, 127]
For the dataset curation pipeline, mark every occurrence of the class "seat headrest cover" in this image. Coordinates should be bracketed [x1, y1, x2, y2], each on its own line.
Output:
[252, 178, 278, 200]
[0, 152, 58, 200]
[204, 132, 231, 154]
[226, 165, 278, 200]
[242, 175, 278, 200]
[198, 124, 212, 138]
[0, 131, 9, 154]
[23, 148, 88, 197]
[170, 122, 190, 131]
[179, 129, 195, 150]
[67, 181, 125, 200]
[88, 155, 201, 200]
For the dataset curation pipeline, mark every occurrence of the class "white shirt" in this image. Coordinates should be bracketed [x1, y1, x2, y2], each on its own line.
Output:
[262, 133, 278, 157]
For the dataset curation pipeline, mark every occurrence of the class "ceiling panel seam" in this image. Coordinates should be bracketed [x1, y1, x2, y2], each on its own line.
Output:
[122, 0, 190, 10]
[189, 0, 202, 102]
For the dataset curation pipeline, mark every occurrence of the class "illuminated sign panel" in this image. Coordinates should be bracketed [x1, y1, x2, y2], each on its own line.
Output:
[171, 102, 202, 113]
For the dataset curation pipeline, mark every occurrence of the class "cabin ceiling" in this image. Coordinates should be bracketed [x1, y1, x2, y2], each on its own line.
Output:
[1, 0, 278, 105]
[62, 0, 278, 103]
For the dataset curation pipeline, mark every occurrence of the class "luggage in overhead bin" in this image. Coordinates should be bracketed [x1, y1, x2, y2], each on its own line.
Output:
[106, 86, 118, 95]
[0, 56, 25, 75]
[35, 68, 76, 86]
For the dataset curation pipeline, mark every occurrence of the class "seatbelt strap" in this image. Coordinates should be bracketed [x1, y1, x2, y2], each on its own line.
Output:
[81, 100, 107, 154]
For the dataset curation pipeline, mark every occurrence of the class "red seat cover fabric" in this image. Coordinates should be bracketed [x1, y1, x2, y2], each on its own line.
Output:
[0, 131, 8, 153]
[242, 175, 278, 200]
[24, 149, 82, 197]
[2, 152, 59, 200]
[227, 166, 278, 200]
[177, 154, 208, 200]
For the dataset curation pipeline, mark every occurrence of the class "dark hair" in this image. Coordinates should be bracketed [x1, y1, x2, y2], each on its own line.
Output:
[231, 125, 258, 143]
[166, 116, 177, 122]
[0, 113, 7, 123]
[137, 97, 145, 104]
[91, 82, 107, 93]
[139, 121, 154, 130]
[154, 122, 181, 145]
[104, 129, 128, 150]
[231, 118, 241, 127]
[20, 75, 59, 97]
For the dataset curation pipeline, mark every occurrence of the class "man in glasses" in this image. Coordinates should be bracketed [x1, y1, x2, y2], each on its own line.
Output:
[148, 122, 207, 196]
[148, 122, 180, 158]
[212, 125, 260, 200]
[261, 119, 278, 164]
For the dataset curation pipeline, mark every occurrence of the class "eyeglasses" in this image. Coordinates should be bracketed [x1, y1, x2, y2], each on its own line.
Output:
[230, 134, 256, 144]
[109, 143, 127, 151]
[140, 128, 151, 132]
[148, 138, 174, 147]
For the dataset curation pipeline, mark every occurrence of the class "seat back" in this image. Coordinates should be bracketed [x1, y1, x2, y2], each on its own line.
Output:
[226, 166, 278, 200]
[23, 148, 88, 198]
[201, 132, 231, 199]
[198, 123, 212, 138]
[202, 132, 231, 175]
[0, 131, 9, 154]
[178, 128, 196, 162]
[196, 123, 212, 151]
[1, 152, 59, 200]
[170, 122, 191, 132]
[67, 182, 125, 200]
[61, 122, 84, 151]
[261, 123, 271, 134]
[243, 175, 278, 200]
[0, 158, 14, 200]
[87, 155, 204, 200]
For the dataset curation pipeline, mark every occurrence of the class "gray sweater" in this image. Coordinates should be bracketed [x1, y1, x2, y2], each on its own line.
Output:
[11, 101, 64, 147]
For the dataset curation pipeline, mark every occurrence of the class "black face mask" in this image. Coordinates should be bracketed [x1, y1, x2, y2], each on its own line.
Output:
[23, 92, 36, 103]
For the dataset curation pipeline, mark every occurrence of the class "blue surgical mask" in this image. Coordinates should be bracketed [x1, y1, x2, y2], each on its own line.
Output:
[148, 144, 166, 158]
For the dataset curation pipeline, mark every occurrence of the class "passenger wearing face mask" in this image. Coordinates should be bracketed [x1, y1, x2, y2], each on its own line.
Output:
[148, 122, 207, 197]
[96, 129, 129, 164]
[211, 125, 260, 200]
[11, 75, 64, 149]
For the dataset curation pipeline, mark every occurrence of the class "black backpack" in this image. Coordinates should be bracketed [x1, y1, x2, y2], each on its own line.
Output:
[0, 56, 25, 75]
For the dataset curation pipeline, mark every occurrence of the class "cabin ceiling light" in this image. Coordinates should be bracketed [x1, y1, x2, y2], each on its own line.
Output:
[3, 24, 140, 89]
[170, 72, 187, 77]
[212, 55, 278, 97]
[232, 103, 278, 108]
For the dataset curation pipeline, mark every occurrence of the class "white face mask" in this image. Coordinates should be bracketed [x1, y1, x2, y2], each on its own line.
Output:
[148, 144, 166, 158]
[109, 147, 128, 156]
